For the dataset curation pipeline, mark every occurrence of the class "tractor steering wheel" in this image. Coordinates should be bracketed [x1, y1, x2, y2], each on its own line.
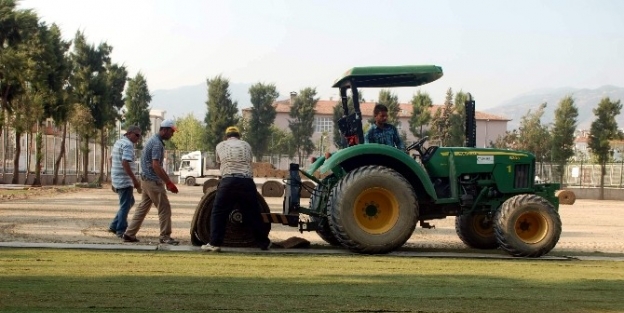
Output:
[406, 136, 429, 155]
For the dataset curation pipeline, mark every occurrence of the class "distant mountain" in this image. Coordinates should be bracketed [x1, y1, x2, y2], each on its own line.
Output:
[150, 82, 254, 120]
[487, 85, 624, 130]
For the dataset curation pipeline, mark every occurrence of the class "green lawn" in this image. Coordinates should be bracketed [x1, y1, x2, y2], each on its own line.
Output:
[1, 248, 623, 312]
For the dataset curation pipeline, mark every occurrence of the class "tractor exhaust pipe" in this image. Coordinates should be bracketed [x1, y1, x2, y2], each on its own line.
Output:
[465, 93, 476, 148]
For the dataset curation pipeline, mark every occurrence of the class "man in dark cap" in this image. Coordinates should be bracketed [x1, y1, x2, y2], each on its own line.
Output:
[109, 125, 142, 238]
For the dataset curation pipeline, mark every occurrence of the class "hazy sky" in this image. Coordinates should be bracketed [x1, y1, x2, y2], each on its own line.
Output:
[19, 0, 624, 109]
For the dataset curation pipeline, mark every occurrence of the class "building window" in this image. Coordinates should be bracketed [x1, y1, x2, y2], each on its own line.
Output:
[314, 117, 333, 133]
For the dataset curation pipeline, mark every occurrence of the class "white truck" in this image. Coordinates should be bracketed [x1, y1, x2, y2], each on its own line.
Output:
[175, 151, 221, 186]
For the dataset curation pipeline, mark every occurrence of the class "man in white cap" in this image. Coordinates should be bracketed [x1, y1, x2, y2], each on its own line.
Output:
[108, 125, 142, 238]
[123, 119, 180, 245]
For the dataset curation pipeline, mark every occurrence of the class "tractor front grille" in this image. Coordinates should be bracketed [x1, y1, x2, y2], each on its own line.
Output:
[514, 164, 530, 189]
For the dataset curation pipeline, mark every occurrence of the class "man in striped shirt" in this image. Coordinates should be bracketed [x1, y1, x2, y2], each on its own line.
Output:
[200, 126, 271, 252]
[364, 104, 405, 150]
[109, 125, 142, 238]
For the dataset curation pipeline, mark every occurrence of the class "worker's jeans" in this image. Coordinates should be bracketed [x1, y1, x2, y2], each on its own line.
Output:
[110, 186, 135, 236]
[209, 177, 270, 247]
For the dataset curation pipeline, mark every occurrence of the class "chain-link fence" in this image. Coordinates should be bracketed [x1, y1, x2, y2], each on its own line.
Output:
[536, 162, 624, 188]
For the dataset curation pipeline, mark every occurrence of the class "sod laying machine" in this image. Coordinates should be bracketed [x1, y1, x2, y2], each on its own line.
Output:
[191, 65, 562, 258]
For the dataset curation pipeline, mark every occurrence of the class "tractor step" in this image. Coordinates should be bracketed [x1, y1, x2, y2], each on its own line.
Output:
[261, 213, 299, 226]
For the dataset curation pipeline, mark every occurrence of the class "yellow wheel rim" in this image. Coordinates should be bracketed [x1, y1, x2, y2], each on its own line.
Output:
[472, 215, 493, 238]
[514, 211, 548, 244]
[353, 187, 400, 234]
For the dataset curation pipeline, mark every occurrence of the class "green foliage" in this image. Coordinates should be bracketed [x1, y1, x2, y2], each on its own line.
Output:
[203, 75, 239, 152]
[517, 103, 551, 162]
[430, 88, 455, 146]
[124, 72, 152, 145]
[268, 126, 296, 162]
[489, 129, 519, 149]
[377, 89, 400, 126]
[409, 90, 433, 139]
[170, 114, 204, 151]
[247, 83, 279, 159]
[447, 91, 468, 147]
[551, 96, 579, 181]
[588, 97, 622, 198]
[288, 88, 317, 164]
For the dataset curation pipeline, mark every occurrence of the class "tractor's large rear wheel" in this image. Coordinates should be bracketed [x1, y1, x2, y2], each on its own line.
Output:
[309, 179, 341, 246]
[494, 194, 561, 257]
[455, 213, 498, 249]
[190, 187, 271, 247]
[328, 165, 418, 254]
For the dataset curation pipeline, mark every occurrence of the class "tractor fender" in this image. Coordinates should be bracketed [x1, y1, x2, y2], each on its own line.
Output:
[317, 144, 438, 201]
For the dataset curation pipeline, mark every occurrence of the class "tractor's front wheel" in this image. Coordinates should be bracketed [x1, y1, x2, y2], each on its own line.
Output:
[309, 181, 341, 246]
[455, 213, 498, 249]
[328, 165, 418, 254]
[494, 194, 562, 257]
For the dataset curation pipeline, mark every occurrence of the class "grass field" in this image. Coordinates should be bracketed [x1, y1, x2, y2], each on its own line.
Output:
[1, 248, 623, 312]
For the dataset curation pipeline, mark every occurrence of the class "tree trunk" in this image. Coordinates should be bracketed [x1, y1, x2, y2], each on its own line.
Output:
[81, 136, 89, 183]
[599, 163, 606, 200]
[11, 132, 21, 184]
[53, 122, 67, 185]
[33, 124, 43, 186]
[24, 132, 31, 184]
[98, 130, 105, 183]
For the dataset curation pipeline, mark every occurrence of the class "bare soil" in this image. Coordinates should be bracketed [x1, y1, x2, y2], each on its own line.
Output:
[1, 184, 623, 255]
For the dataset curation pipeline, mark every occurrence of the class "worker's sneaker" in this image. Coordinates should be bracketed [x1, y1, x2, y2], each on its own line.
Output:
[260, 241, 272, 251]
[159, 237, 180, 245]
[201, 243, 221, 252]
[122, 234, 139, 243]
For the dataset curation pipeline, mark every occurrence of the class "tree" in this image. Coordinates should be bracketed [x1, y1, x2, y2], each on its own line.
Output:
[170, 114, 204, 151]
[550, 96, 579, 183]
[70, 31, 113, 182]
[123, 72, 152, 148]
[97, 62, 127, 183]
[516, 103, 551, 179]
[203, 75, 239, 152]
[429, 88, 454, 146]
[490, 129, 519, 149]
[247, 83, 278, 160]
[377, 89, 400, 126]
[267, 126, 295, 168]
[447, 91, 468, 147]
[588, 97, 622, 200]
[288, 88, 317, 165]
[408, 90, 432, 139]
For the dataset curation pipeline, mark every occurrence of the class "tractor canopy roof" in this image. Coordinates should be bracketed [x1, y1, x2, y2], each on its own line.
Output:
[332, 65, 443, 88]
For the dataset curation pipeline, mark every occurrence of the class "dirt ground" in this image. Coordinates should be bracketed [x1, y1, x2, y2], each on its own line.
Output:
[1, 184, 623, 255]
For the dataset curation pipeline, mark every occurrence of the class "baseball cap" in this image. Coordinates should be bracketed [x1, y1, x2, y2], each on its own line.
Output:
[161, 119, 177, 131]
[125, 125, 141, 135]
[225, 126, 240, 134]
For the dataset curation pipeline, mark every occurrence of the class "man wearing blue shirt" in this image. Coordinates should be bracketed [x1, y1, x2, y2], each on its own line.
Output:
[364, 104, 405, 150]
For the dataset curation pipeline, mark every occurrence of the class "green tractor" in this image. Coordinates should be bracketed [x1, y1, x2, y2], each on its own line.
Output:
[191, 65, 562, 258]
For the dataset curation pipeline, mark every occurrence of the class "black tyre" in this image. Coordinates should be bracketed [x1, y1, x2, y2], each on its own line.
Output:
[189, 187, 271, 247]
[455, 213, 498, 249]
[328, 165, 418, 254]
[309, 179, 341, 246]
[185, 176, 196, 186]
[494, 194, 562, 257]
[202, 179, 219, 193]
